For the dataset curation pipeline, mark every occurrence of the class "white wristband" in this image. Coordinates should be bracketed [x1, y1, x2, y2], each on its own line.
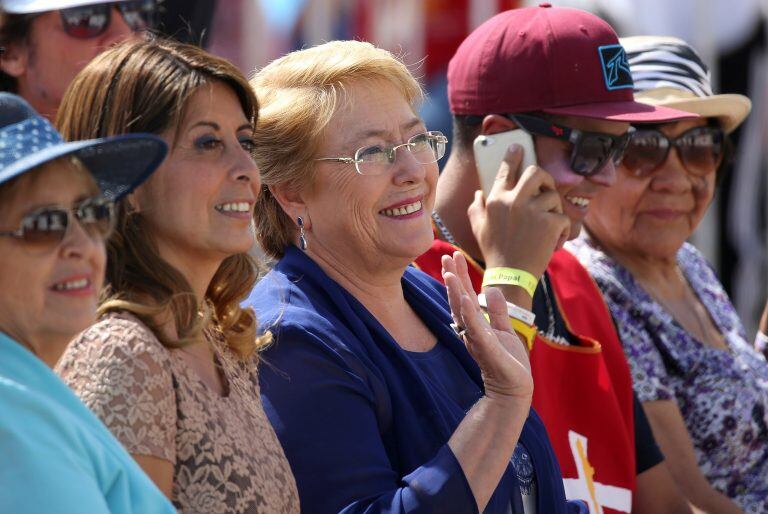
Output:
[477, 293, 536, 326]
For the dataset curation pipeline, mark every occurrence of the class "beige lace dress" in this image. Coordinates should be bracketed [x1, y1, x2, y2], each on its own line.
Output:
[55, 312, 300, 514]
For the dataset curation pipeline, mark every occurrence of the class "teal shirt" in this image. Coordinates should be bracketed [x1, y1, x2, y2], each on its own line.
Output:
[0, 332, 175, 514]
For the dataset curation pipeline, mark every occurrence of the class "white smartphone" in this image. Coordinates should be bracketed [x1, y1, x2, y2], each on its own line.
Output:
[473, 129, 536, 198]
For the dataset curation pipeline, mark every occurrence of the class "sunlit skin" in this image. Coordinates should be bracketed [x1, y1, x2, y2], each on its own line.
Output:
[0, 8, 140, 119]
[0, 163, 106, 367]
[270, 75, 534, 514]
[584, 119, 714, 263]
[532, 115, 629, 240]
[299, 79, 439, 283]
[129, 81, 261, 302]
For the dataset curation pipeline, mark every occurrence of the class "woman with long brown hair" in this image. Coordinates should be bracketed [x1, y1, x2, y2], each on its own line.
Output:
[54, 38, 299, 513]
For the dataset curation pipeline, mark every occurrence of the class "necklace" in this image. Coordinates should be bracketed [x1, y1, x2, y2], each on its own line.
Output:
[540, 276, 556, 340]
[539, 275, 570, 346]
[431, 210, 457, 246]
[638, 267, 726, 352]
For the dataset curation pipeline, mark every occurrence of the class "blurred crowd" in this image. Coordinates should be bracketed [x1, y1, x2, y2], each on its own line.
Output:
[1, 1, 767, 514]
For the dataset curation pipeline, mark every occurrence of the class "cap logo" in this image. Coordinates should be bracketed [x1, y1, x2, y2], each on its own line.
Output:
[598, 44, 633, 91]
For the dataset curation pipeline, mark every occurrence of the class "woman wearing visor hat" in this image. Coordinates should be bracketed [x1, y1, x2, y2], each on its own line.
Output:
[0, 92, 173, 513]
[570, 36, 767, 513]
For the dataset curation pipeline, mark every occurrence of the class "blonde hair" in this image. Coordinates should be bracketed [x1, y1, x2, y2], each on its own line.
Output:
[56, 38, 269, 359]
[251, 40, 424, 258]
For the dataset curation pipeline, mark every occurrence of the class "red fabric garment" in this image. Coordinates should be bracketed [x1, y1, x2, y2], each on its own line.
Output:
[415, 240, 636, 514]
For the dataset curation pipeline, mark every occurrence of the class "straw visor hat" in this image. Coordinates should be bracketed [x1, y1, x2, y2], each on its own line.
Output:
[621, 35, 751, 133]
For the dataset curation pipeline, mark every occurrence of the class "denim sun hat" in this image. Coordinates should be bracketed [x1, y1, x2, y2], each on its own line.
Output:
[0, 93, 167, 199]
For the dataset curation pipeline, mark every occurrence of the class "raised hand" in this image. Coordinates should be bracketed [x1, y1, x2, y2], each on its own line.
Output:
[442, 251, 532, 403]
[468, 144, 570, 280]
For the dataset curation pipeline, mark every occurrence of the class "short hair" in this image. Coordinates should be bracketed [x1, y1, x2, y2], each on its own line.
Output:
[251, 40, 424, 259]
[56, 37, 266, 359]
[451, 114, 482, 151]
[0, 13, 33, 93]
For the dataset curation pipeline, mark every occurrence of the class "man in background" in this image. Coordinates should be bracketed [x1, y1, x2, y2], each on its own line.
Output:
[0, 0, 157, 119]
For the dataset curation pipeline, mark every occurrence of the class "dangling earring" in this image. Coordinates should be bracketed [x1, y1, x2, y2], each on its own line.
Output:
[297, 216, 308, 251]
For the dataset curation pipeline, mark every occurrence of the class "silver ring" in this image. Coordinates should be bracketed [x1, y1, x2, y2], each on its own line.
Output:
[450, 322, 467, 339]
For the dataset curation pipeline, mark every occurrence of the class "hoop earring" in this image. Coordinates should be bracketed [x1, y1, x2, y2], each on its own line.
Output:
[297, 216, 308, 251]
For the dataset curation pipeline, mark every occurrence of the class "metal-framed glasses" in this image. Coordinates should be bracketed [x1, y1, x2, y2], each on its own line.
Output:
[316, 131, 448, 176]
[0, 197, 116, 252]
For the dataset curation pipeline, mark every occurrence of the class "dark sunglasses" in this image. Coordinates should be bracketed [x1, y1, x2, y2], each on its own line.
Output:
[59, 0, 158, 39]
[621, 126, 724, 178]
[507, 114, 632, 177]
[0, 197, 115, 251]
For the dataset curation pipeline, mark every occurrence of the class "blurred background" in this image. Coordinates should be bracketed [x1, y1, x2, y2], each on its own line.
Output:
[160, 0, 768, 335]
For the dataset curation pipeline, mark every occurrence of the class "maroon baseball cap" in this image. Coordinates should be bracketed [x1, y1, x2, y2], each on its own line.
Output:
[448, 3, 696, 122]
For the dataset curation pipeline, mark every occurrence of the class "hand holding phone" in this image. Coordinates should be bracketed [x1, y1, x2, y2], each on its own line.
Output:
[473, 129, 536, 198]
[467, 129, 571, 284]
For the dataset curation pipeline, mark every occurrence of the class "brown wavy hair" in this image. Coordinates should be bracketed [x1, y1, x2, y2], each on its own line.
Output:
[56, 37, 269, 358]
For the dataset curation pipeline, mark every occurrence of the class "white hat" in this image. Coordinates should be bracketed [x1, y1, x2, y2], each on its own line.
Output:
[1, 0, 130, 14]
[620, 35, 751, 134]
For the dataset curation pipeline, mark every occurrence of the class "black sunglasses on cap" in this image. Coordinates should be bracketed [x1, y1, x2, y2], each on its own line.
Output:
[59, 0, 158, 39]
[621, 126, 724, 178]
[0, 197, 115, 252]
[507, 114, 632, 177]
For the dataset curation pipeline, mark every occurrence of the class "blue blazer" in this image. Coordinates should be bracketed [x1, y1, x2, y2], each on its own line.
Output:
[247, 246, 583, 514]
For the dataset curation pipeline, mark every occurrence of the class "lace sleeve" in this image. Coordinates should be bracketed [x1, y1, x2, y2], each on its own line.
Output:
[56, 314, 177, 463]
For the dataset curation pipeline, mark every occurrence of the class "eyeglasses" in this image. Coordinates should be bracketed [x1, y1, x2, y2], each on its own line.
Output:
[621, 126, 724, 178]
[316, 131, 448, 176]
[0, 197, 115, 252]
[509, 114, 632, 177]
[59, 0, 158, 39]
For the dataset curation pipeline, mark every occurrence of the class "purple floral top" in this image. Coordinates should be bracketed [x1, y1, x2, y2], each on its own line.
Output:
[568, 236, 768, 513]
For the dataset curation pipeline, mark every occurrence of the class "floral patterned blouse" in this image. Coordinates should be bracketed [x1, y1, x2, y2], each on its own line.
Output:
[56, 312, 300, 514]
[569, 237, 768, 513]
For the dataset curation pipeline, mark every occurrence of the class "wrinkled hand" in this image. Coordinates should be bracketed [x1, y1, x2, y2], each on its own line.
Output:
[442, 252, 533, 403]
[468, 144, 570, 279]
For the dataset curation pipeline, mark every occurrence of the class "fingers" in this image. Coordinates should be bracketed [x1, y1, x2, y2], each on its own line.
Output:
[487, 145, 524, 199]
[442, 270, 465, 327]
[442, 255, 461, 317]
[484, 287, 513, 333]
[441, 253, 457, 277]
[466, 189, 486, 232]
[458, 293, 488, 349]
[452, 252, 479, 303]
[530, 189, 563, 214]
[515, 165, 557, 198]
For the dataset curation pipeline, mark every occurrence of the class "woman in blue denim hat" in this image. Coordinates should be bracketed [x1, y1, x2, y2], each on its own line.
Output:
[0, 92, 173, 514]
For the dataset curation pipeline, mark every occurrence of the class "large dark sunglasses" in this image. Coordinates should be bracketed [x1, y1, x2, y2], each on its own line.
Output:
[508, 114, 632, 177]
[0, 197, 115, 251]
[59, 0, 158, 39]
[621, 126, 724, 178]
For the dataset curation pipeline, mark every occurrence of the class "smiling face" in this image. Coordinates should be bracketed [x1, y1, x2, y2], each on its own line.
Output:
[533, 115, 630, 240]
[584, 118, 716, 259]
[303, 79, 438, 274]
[129, 81, 260, 275]
[0, 161, 106, 365]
